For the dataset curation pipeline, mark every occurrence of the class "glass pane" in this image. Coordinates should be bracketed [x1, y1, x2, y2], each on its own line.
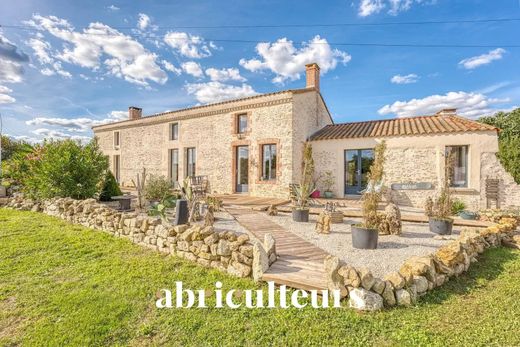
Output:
[171, 124, 178, 140]
[238, 147, 248, 184]
[270, 145, 277, 179]
[345, 150, 358, 187]
[446, 146, 467, 187]
[238, 115, 247, 133]
[360, 150, 374, 188]
[170, 150, 178, 182]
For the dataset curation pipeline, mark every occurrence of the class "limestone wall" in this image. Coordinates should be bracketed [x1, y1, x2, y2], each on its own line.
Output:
[5, 197, 277, 279]
[480, 152, 520, 208]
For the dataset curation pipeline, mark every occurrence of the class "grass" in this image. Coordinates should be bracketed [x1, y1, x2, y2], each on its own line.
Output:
[0, 209, 519, 347]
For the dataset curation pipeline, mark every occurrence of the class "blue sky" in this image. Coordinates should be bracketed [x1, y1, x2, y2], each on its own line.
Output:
[0, 0, 519, 142]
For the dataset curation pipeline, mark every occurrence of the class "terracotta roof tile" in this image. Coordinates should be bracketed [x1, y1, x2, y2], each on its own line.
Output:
[310, 114, 498, 141]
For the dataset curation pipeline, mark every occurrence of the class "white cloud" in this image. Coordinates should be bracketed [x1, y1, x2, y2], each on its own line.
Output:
[358, 0, 433, 17]
[378, 91, 511, 119]
[26, 110, 129, 133]
[458, 48, 506, 70]
[358, 0, 385, 16]
[27, 37, 72, 78]
[164, 31, 213, 58]
[0, 85, 15, 104]
[390, 73, 419, 84]
[161, 60, 182, 75]
[205, 67, 246, 82]
[107, 5, 120, 11]
[26, 15, 167, 86]
[32, 128, 92, 142]
[0, 33, 29, 83]
[185, 81, 257, 104]
[137, 13, 151, 31]
[239, 35, 351, 84]
[181, 61, 203, 78]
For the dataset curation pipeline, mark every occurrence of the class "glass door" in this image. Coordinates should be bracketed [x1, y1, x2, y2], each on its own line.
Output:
[235, 146, 249, 193]
[344, 149, 374, 195]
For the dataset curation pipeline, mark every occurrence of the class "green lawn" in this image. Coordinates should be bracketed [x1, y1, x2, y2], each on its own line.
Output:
[1, 209, 519, 347]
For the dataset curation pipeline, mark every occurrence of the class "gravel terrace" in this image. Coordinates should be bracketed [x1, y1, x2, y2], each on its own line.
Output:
[264, 212, 474, 278]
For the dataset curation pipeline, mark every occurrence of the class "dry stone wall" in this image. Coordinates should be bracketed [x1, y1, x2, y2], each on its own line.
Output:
[324, 217, 519, 311]
[5, 196, 276, 279]
[480, 152, 520, 208]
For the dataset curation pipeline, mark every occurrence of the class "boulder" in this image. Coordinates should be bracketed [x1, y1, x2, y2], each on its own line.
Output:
[338, 265, 361, 288]
[371, 278, 386, 295]
[324, 256, 348, 298]
[216, 240, 231, 256]
[413, 276, 429, 294]
[435, 241, 465, 268]
[227, 261, 251, 278]
[382, 281, 396, 306]
[252, 243, 269, 282]
[359, 268, 376, 290]
[348, 288, 384, 311]
[384, 271, 405, 290]
[395, 289, 412, 306]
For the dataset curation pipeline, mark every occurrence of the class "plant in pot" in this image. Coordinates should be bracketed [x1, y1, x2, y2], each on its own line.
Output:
[424, 152, 455, 235]
[351, 141, 386, 249]
[322, 170, 335, 198]
[292, 142, 315, 222]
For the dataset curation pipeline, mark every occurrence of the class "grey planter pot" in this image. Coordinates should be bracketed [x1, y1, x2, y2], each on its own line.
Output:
[428, 217, 454, 235]
[459, 210, 478, 220]
[292, 208, 310, 222]
[174, 199, 189, 225]
[324, 191, 334, 199]
[351, 225, 378, 249]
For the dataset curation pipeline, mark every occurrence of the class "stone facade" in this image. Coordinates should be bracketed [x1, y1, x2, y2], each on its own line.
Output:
[310, 131, 520, 210]
[94, 89, 332, 199]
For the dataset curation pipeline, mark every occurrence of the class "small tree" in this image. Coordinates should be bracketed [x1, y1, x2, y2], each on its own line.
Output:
[425, 151, 454, 220]
[143, 175, 173, 201]
[19, 139, 108, 200]
[99, 171, 122, 202]
[361, 141, 386, 229]
[322, 170, 335, 193]
[294, 142, 315, 210]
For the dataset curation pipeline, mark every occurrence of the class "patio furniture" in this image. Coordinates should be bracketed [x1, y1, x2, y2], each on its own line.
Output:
[111, 195, 135, 211]
[189, 175, 209, 198]
[485, 178, 499, 209]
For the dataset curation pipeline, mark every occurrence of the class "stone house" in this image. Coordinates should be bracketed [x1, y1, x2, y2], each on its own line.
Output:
[93, 63, 520, 210]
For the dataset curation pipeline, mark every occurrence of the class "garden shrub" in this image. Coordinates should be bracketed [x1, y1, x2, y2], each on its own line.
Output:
[17, 139, 108, 200]
[99, 171, 122, 201]
[143, 175, 173, 201]
[451, 199, 466, 215]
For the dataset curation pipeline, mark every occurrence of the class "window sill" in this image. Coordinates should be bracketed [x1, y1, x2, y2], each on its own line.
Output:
[449, 187, 479, 194]
[256, 179, 278, 185]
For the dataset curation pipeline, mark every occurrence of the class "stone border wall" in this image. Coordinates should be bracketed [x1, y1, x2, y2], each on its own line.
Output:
[4, 197, 276, 280]
[325, 217, 519, 311]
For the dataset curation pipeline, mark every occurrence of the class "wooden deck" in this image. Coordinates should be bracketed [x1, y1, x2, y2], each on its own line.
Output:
[227, 208, 329, 291]
[219, 194, 290, 210]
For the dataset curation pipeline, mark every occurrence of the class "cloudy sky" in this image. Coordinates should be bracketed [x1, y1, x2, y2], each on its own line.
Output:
[1, 0, 519, 142]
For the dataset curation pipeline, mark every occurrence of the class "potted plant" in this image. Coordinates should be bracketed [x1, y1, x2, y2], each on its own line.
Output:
[459, 210, 478, 220]
[351, 141, 386, 249]
[322, 170, 335, 198]
[292, 142, 315, 222]
[424, 152, 455, 235]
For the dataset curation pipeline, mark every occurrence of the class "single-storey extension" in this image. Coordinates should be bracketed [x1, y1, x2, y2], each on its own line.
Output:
[92, 63, 520, 210]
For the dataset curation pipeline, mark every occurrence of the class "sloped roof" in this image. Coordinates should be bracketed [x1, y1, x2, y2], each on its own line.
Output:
[309, 114, 498, 141]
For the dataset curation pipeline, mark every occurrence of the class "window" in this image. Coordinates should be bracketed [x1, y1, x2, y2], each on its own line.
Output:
[113, 155, 120, 183]
[186, 147, 196, 177]
[114, 131, 120, 148]
[170, 123, 179, 140]
[237, 114, 248, 134]
[446, 145, 468, 187]
[261, 144, 277, 180]
[169, 149, 179, 184]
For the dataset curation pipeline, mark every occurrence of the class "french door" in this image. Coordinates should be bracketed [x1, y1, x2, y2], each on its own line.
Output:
[344, 149, 374, 195]
[235, 146, 249, 193]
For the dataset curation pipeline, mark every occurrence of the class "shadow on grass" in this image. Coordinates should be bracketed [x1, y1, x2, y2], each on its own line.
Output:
[417, 247, 519, 306]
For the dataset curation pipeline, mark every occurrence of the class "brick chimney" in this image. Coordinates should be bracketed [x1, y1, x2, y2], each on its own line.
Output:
[436, 108, 457, 116]
[128, 106, 142, 120]
[305, 63, 320, 91]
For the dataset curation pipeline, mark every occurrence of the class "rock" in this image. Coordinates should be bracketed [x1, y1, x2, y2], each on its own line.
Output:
[435, 241, 465, 268]
[264, 233, 276, 255]
[315, 211, 331, 234]
[324, 255, 348, 298]
[180, 227, 196, 241]
[384, 271, 405, 290]
[338, 265, 361, 288]
[252, 243, 269, 282]
[371, 278, 386, 294]
[267, 205, 278, 216]
[413, 276, 429, 294]
[173, 224, 188, 234]
[395, 289, 412, 306]
[236, 234, 250, 245]
[379, 203, 402, 235]
[239, 244, 253, 257]
[216, 240, 231, 256]
[232, 251, 252, 266]
[359, 268, 376, 290]
[204, 233, 219, 246]
[227, 261, 251, 278]
[382, 281, 396, 306]
[348, 288, 384, 311]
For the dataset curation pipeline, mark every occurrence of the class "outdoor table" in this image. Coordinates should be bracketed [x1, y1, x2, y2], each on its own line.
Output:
[111, 195, 135, 211]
